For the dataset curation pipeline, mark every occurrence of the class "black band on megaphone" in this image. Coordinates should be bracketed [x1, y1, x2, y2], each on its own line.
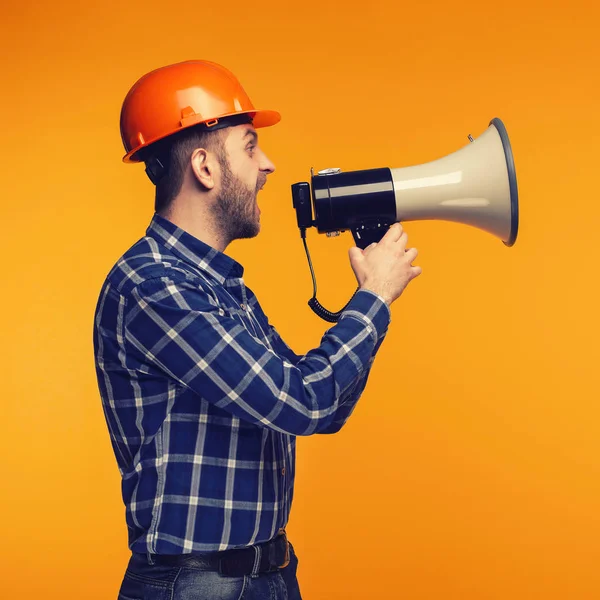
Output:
[311, 167, 396, 234]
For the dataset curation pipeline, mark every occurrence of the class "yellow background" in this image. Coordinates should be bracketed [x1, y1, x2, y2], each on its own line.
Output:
[2, 0, 599, 598]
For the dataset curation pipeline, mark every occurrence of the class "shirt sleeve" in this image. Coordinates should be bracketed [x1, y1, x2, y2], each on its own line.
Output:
[316, 290, 390, 434]
[123, 276, 390, 436]
[315, 333, 385, 434]
[264, 324, 303, 366]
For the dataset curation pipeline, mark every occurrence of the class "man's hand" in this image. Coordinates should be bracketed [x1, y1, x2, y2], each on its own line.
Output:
[348, 223, 422, 306]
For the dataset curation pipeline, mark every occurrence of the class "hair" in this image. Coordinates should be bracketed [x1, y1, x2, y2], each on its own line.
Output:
[144, 126, 227, 215]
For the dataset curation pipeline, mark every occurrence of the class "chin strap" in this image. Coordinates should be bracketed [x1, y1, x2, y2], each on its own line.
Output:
[145, 156, 168, 185]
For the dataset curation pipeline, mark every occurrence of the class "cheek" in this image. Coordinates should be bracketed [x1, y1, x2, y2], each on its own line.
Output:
[246, 164, 260, 189]
[238, 156, 258, 180]
[229, 150, 259, 190]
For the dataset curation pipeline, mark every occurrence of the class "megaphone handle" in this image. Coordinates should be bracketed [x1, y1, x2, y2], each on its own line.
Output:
[351, 223, 391, 249]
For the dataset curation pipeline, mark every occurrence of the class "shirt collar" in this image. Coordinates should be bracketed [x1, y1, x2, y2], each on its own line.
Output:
[146, 213, 244, 284]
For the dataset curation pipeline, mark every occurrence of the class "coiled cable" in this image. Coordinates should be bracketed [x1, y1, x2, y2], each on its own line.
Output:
[301, 228, 359, 323]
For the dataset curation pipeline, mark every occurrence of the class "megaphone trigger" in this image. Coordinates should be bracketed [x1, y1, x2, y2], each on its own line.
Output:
[351, 222, 393, 250]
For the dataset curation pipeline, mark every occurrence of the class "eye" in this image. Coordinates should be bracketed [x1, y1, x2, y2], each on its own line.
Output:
[246, 143, 257, 155]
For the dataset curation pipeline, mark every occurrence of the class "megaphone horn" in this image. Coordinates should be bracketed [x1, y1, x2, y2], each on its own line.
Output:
[292, 118, 519, 250]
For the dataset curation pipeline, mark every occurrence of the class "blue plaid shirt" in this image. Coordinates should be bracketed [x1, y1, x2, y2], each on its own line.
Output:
[93, 213, 391, 554]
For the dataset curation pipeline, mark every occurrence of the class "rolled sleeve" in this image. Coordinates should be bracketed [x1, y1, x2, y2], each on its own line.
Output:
[338, 289, 391, 344]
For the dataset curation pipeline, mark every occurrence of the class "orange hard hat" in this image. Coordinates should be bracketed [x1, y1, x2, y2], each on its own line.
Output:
[120, 60, 281, 163]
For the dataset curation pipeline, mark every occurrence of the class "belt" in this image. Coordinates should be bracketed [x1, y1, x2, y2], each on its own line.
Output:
[138, 530, 290, 577]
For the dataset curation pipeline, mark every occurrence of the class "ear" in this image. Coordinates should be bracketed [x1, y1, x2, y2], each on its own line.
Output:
[190, 148, 217, 191]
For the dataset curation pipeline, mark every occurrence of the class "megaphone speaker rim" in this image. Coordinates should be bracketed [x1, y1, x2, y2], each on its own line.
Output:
[490, 117, 519, 246]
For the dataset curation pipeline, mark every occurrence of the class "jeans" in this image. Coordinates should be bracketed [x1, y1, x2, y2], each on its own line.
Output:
[117, 543, 302, 600]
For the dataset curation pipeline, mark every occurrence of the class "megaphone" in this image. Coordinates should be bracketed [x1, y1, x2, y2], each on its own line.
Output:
[291, 117, 519, 322]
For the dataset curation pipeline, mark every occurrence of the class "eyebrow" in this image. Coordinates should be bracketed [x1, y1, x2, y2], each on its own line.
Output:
[243, 129, 258, 143]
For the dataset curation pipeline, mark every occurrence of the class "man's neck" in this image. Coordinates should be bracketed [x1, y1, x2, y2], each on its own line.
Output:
[161, 197, 229, 253]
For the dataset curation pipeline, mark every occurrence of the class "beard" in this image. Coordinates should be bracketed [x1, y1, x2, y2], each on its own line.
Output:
[212, 155, 266, 244]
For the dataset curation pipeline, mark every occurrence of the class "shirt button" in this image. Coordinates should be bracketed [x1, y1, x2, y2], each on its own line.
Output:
[240, 303, 246, 311]
[281, 468, 286, 475]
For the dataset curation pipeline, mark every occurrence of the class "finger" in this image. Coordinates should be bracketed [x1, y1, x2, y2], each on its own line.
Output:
[396, 231, 408, 251]
[411, 265, 423, 278]
[404, 247, 418, 262]
[363, 242, 377, 257]
[382, 222, 403, 244]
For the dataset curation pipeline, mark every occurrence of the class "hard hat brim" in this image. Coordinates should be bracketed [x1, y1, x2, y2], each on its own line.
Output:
[123, 108, 281, 163]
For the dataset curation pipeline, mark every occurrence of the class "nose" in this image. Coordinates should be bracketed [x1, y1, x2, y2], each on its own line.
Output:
[259, 148, 276, 175]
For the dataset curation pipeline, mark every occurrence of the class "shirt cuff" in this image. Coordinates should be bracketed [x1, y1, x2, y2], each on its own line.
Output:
[339, 289, 391, 344]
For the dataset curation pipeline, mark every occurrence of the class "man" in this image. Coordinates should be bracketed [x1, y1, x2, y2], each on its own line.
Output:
[93, 60, 421, 600]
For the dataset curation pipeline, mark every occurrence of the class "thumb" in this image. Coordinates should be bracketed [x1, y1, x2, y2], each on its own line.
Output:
[348, 246, 364, 264]
[348, 246, 366, 280]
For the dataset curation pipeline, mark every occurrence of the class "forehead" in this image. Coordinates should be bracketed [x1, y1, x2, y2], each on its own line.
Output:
[226, 123, 258, 144]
